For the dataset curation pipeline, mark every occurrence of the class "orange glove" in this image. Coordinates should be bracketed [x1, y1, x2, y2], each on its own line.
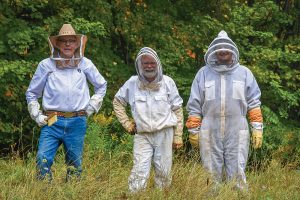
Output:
[186, 116, 202, 129]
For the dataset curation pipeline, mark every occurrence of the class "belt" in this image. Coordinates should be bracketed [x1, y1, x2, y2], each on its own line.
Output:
[45, 110, 87, 118]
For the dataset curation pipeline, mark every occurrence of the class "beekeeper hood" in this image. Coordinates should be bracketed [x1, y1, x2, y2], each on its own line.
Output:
[204, 30, 239, 72]
[135, 47, 163, 84]
[48, 24, 87, 68]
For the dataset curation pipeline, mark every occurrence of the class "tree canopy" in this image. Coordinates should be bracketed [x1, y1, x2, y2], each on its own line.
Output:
[0, 0, 299, 155]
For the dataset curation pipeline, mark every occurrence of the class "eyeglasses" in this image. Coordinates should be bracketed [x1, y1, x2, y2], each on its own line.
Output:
[142, 62, 157, 66]
[57, 39, 77, 45]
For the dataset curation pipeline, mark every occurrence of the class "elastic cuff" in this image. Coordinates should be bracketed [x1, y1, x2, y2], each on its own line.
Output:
[250, 122, 263, 130]
[248, 107, 263, 123]
[186, 116, 202, 129]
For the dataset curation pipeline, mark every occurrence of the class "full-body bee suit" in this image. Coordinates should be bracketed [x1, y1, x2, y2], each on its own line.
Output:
[186, 31, 263, 189]
[113, 47, 183, 192]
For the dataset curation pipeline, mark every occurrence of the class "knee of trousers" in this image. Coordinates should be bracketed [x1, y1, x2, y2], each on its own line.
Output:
[36, 153, 54, 167]
[65, 155, 82, 168]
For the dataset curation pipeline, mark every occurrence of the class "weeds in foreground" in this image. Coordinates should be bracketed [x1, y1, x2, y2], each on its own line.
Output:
[0, 151, 299, 200]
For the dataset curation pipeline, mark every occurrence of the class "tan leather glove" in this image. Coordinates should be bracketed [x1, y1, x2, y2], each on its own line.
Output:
[125, 120, 136, 135]
[252, 129, 263, 149]
[113, 97, 136, 135]
[173, 135, 183, 149]
[173, 108, 183, 149]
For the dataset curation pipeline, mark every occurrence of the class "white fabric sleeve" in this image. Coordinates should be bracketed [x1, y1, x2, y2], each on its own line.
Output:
[186, 70, 205, 117]
[25, 61, 49, 104]
[84, 62, 107, 99]
[165, 76, 183, 111]
[246, 68, 261, 110]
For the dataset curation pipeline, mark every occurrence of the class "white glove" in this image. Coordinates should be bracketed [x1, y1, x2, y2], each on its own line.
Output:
[28, 101, 42, 120]
[89, 94, 103, 113]
[28, 101, 47, 127]
[35, 113, 48, 127]
[86, 104, 95, 117]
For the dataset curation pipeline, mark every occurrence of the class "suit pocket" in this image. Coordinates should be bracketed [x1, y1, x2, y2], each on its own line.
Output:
[205, 81, 215, 101]
[232, 80, 245, 100]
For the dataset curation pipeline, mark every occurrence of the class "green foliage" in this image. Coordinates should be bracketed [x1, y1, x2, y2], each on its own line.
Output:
[0, 60, 37, 153]
[85, 116, 133, 166]
[71, 18, 106, 37]
[249, 123, 300, 170]
[223, 1, 300, 120]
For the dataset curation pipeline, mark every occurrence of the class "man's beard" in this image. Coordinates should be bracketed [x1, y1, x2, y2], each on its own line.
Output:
[142, 70, 157, 79]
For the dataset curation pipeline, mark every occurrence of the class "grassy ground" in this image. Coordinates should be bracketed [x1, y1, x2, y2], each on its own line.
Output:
[1, 120, 299, 199]
[0, 149, 299, 200]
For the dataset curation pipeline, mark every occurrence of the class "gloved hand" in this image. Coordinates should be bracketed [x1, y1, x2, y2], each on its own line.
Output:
[89, 94, 103, 113]
[28, 101, 47, 127]
[86, 105, 95, 117]
[186, 116, 202, 129]
[35, 113, 48, 127]
[173, 135, 183, 149]
[125, 120, 136, 135]
[252, 129, 263, 149]
[28, 101, 41, 120]
[189, 133, 199, 148]
[113, 98, 136, 135]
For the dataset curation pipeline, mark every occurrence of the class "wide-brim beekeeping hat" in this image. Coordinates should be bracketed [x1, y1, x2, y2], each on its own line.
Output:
[48, 24, 87, 62]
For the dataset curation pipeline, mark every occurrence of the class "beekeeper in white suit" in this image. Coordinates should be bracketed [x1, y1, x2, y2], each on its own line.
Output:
[186, 30, 263, 190]
[113, 47, 183, 192]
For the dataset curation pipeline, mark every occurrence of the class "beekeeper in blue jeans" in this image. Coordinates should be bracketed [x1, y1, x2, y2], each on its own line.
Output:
[26, 24, 107, 181]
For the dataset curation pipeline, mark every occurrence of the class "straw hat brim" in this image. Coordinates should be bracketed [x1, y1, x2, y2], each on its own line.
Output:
[49, 34, 83, 49]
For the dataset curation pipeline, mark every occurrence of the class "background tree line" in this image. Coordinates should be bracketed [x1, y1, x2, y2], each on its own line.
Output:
[0, 0, 299, 166]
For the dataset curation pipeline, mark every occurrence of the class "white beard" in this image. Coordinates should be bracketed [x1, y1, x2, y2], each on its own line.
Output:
[142, 70, 157, 79]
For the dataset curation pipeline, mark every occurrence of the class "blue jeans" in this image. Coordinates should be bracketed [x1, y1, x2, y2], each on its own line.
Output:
[36, 116, 87, 180]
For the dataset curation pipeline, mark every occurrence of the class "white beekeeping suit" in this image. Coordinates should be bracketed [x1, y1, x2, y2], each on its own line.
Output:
[113, 47, 183, 192]
[186, 31, 263, 190]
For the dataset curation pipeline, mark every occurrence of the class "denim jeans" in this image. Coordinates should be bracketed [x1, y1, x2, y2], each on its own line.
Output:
[36, 116, 87, 180]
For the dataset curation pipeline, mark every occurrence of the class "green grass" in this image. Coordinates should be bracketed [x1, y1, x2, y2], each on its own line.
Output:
[0, 150, 299, 200]
[1, 120, 299, 199]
